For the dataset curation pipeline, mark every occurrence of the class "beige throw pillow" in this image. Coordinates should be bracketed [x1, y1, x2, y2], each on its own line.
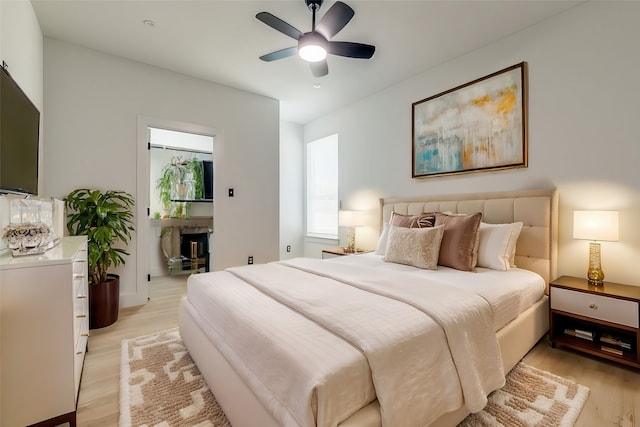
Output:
[433, 212, 482, 271]
[376, 212, 435, 256]
[384, 225, 444, 270]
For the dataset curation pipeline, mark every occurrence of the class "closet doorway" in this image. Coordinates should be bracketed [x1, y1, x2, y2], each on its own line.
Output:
[148, 127, 214, 278]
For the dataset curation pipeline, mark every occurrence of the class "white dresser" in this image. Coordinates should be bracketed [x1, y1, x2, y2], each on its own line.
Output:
[0, 236, 88, 427]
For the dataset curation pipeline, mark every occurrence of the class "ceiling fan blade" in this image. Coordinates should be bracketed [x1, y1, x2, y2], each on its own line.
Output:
[327, 41, 375, 59]
[256, 12, 303, 40]
[315, 1, 354, 39]
[310, 60, 328, 77]
[259, 46, 298, 62]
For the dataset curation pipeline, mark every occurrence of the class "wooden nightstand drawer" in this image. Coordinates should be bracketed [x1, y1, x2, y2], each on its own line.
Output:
[549, 276, 640, 368]
[551, 287, 639, 328]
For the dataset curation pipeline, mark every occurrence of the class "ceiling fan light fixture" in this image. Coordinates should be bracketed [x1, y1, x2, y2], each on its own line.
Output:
[299, 44, 326, 62]
[256, 1, 374, 75]
[298, 32, 327, 62]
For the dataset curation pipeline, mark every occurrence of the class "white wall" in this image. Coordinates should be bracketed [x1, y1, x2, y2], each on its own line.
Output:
[304, 2, 640, 287]
[0, 0, 42, 115]
[42, 39, 280, 307]
[279, 121, 304, 260]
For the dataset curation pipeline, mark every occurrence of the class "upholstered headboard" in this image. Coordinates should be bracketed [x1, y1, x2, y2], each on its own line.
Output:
[380, 189, 558, 285]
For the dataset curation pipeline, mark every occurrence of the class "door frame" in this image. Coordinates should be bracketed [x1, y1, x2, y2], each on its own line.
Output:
[133, 115, 218, 306]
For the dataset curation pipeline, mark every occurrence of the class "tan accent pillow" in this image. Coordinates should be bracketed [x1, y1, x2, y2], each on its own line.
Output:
[383, 225, 444, 270]
[433, 212, 482, 271]
[389, 211, 435, 228]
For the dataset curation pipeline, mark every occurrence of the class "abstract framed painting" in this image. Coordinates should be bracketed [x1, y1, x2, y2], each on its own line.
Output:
[412, 62, 528, 178]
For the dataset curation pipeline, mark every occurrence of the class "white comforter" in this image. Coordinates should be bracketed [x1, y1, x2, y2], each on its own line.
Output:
[187, 257, 517, 427]
[326, 253, 545, 331]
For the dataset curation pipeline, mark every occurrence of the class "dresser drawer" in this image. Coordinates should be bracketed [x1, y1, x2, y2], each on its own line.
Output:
[551, 287, 639, 328]
[74, 296, 88, 335]
[74, 324, 88, 397]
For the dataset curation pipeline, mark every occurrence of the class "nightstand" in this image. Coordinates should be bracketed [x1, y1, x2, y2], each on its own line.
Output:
[549, 275, 640, 368]
[321, 247, 372, 259]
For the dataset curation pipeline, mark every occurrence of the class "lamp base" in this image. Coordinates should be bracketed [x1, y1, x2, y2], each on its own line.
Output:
[346, 226, 356, 254]
[586, 242, 605, 286]
[587, 278, 604, 286]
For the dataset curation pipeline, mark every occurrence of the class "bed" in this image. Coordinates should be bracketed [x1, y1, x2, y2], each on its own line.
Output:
[179, 188, 558, 427]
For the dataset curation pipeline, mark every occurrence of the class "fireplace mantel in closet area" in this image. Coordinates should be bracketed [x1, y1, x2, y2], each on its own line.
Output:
[154, 216, 213, 274]
[152, 216, 213, 228]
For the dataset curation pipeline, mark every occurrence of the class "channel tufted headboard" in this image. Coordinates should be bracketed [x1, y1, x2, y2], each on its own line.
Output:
[380, 189, 558, 286]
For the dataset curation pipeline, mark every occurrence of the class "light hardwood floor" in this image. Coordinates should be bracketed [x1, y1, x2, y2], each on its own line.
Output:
[76, 275, 639, 426]
[76, 275, 188, 426]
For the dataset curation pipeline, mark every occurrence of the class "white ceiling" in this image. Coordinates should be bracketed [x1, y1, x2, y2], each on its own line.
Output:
[31, 0, 580, 124]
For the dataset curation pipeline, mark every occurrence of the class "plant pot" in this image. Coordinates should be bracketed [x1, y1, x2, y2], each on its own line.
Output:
[89, 274, 120, 329]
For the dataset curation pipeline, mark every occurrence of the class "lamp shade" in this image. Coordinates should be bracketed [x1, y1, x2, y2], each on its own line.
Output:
[338, 210, 365, 227]
[573, 211, 619, 241]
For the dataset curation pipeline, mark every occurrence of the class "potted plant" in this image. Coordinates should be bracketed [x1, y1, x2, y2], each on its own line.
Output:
[186, 157, 204, 199]
[156, 156, 186, 218]
[65, 188, 135, 329]
[156, 155, 203, 218]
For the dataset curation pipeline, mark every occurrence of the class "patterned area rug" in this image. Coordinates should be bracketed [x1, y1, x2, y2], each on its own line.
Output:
[120, 328, 230, 427]
[120, 328, 589, 427]
[458, 363, 589, 427]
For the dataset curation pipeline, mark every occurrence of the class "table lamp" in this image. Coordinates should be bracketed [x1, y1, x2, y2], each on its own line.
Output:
[338, 210, 365, 253]
[573, 210, 619, 285]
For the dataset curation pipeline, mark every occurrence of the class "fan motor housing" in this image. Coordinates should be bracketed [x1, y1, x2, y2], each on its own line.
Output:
[306, 0, 323, 12]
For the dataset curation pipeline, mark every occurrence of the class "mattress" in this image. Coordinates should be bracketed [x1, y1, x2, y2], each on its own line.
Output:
[185, 256, 545, 427]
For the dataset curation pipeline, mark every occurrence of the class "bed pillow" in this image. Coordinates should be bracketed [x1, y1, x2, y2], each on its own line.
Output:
[508, 222, 523, 267]
[375, 212, 435, 255]
[389, 212, 435, 228]
[383, 225, 444, 270]
[375, 222, 391, 255]
[477, 222, 523, 271]
[433, 212, 482, 271]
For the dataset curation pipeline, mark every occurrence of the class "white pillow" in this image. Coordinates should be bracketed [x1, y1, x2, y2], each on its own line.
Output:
[507, 222, 523, 267]
[383, 225, 444, 270]
[477, 222, 523, 271]
[375, 222, 390, 255]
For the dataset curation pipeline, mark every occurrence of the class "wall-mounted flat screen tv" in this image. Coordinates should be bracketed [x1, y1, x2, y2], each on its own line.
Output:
[0, 66, 40, 195]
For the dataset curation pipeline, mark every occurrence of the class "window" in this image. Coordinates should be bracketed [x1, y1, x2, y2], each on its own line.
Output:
[306, 134, 338, 238]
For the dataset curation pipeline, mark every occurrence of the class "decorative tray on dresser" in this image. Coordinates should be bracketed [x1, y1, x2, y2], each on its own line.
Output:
[549, 275, 640, 368]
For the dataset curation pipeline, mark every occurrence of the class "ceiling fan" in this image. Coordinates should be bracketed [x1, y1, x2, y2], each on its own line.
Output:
[256, 0, 375, 78]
